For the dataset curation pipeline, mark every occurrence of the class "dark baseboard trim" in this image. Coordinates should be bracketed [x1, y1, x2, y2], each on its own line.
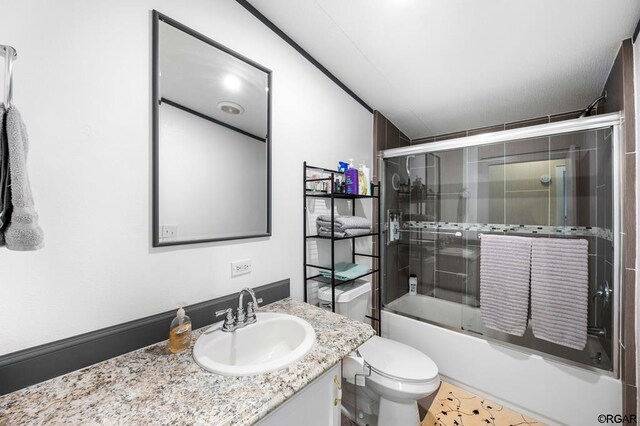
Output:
[0, 279, 290, 395]
[235, 0, 373, 114]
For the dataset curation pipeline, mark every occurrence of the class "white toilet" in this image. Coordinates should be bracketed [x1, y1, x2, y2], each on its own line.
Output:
[318, 282, 440, 426]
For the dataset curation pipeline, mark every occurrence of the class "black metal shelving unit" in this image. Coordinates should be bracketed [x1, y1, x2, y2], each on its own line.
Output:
[303, 162, 382, 333]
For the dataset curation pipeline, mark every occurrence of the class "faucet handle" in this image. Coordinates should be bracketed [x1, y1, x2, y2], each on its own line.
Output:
[246, 302, 257, 321]
[215, 307, 233, 319]
[245, 302, 259, 325]
[215, 308, 235, 332]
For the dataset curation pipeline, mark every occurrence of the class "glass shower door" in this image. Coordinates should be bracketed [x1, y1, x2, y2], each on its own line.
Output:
[382, 149, 467, 330]
[382, 121, 617, 372]
[460, 129, 613, 370]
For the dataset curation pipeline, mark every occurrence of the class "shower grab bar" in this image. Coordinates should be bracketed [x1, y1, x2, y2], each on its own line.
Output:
[0, 45, 17, 108]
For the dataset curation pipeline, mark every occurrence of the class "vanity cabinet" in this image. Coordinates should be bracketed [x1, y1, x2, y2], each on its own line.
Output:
[257, 363, 342, 425]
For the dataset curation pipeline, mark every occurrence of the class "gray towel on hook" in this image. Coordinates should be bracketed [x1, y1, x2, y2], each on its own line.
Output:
[0, 104, 10, 246]
[531, 238, 589, 350]
[480, 234, 532, 336]
[4, 106, 44, 251]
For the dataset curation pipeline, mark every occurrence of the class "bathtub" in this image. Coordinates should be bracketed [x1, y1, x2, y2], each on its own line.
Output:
[383, 294, 622, 425]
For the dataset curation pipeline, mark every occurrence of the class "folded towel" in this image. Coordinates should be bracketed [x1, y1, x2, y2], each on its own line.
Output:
[4, 107, 44, 251]
[316, 222, 371, 236]
[319, 263, 371, 281]
[316, 215, 371, 232]
[317, 227, 371, 238]
[0, 104, 10, 246]
[531, 238, 589, 350]
[480, 234, 532, 336]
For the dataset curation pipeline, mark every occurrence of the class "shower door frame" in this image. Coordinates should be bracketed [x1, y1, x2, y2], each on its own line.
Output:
[378, 112, 623, 377]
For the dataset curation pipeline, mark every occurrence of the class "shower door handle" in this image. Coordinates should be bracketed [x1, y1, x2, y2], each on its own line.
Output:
[587, 327, 606, 337]
[592, 280, 612, 305]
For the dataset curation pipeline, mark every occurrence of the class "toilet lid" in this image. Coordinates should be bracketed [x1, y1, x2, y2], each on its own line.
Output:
[358, 336, 438, 382]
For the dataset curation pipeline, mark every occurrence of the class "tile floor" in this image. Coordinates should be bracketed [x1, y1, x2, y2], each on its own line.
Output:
[341, 381, 544, 426]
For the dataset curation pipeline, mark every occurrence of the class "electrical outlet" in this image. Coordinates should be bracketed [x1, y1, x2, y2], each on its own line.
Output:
[231, 259, 252, 277]
[161, 225, 178, 239]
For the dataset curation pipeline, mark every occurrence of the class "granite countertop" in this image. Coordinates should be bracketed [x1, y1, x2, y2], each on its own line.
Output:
[0, 298, 375, 425]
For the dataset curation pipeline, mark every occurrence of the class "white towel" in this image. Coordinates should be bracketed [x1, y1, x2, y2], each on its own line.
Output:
[531, 238, 589, 350]
[480, 234, 532, 336]
[4, 106, 44, 251]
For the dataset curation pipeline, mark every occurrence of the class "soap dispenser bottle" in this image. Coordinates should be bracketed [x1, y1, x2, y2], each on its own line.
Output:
[169, 305, 192, 354]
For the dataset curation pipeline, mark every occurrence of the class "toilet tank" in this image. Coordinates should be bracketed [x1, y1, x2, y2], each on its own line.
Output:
[318, 280, 371, 323]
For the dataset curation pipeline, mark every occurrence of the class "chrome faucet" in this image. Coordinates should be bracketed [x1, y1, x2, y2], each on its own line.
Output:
[238, 287, 262, 326]
[214, 287, 263, 332]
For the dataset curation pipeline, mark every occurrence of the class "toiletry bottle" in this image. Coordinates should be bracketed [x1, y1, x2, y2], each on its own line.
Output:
[389, 213, 399, 242]
[169, 305, 192, 354]
[358, 161, 371, 196]
[345, 159, 359, 195]
[409, 274, 418, 295]
[392, 214, 400, 241]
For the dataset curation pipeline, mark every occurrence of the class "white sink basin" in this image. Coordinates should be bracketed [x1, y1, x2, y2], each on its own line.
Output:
[193, 312, 316, 376]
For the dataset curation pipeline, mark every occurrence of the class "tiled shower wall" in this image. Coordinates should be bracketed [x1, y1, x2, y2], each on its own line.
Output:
[372, 112, 411, 333]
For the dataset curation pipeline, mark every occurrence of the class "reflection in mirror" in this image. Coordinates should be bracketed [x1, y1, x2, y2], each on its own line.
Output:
[152, 11, 271, 246]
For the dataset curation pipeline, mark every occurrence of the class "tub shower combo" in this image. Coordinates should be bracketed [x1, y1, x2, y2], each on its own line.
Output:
[380, 113, 622, 373]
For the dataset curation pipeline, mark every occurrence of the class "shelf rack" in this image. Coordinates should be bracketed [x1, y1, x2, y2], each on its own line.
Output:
[303, 161, 381, 333]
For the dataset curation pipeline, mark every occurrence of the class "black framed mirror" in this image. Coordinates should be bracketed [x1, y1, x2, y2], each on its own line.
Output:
[152, 11, 272, 247]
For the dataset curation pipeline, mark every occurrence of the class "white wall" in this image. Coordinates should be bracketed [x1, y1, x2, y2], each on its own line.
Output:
[383, 310, 622, 425]
[0, 0, 372, 355]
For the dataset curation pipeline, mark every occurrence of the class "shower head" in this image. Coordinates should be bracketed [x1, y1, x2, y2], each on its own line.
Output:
[579, 91, 607, 118]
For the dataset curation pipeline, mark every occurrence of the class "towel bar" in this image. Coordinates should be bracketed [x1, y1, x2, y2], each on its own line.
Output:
[1, 44, 17, 108]
[401, 229, 462, 237]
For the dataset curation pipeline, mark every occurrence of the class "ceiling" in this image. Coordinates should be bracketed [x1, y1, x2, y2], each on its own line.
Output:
[247, 0, 640, 138]
[159, 20, 268, 138]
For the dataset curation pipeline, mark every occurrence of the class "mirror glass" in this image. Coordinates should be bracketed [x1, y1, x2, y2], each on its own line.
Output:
[153, 12, 271, 246]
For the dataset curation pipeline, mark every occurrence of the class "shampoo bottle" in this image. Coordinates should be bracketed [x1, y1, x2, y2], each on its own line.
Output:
[409, 274, 418, 295]
[345, 159, 359, 195]
[358, 161, 371, 196]
[169, 305, 192, 354]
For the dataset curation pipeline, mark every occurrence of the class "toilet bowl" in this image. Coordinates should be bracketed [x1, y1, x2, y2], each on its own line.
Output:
[319, 281, 440, 425]
[343, 336, 440, 426]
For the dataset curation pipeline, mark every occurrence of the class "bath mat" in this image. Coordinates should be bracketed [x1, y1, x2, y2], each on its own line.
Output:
[422, 382, 544, 426]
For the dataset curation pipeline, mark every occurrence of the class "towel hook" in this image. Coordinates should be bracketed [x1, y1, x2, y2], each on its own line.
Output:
[0, 45, 18, 109]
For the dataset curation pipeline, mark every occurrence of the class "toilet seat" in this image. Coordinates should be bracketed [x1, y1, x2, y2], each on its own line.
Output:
[358, 336, 438, 383]
[357, 336, 440, 402]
